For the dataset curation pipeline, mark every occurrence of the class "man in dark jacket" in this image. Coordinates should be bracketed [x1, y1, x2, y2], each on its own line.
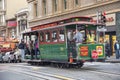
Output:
[18, 39, 25, 61]
[34, 38, 39, 59]
[105, 41, 111, 59]
[114, 41, 120, 59]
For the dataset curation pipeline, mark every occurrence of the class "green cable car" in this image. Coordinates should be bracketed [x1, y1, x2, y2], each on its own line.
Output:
[23, 17, 106, 68]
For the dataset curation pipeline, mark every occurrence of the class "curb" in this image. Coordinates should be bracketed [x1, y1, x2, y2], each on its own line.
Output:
[105, 59, 120, 63]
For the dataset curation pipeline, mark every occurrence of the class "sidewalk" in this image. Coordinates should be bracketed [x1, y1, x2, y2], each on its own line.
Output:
[105, 55, 120, 63]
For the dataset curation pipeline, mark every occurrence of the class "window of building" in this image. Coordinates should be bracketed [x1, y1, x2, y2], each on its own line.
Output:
[21, 20, 27, 31]
[0, 0, 2, 9]
[96, 0, 102, 1]
[96, 0, 110, 2]
[9, 28, 16, 39]
[0, 15, 2, 24]
[75, 0, 79, 5]
[18, 21, 20, 32]
[34, 3, 38, 17]
[18, 20, 27, 32]
[43, 0, 47, 15]
[1, 31, 5, 37]
[53, 0, 58, 12]
[63, 0, 67, 10]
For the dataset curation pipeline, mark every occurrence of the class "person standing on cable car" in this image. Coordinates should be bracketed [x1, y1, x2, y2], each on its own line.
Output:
[28, 39, 34, 60]
[18, 39, 25, 61]
[34, 37, 39, 59]
[73, 29, 83, 54]
[105, 40, 111, 59]
[73, 29, 83, 44]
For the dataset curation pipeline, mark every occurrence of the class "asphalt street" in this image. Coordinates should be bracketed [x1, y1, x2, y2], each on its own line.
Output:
[0, 62, 120, 80]
[0, 70, 41, 80]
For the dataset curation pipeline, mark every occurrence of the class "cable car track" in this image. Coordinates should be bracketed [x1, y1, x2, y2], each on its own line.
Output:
[86, 69, 120, 76]
[12, 64, 120, 79]
[1, 63, 120, 80]
[7, 67, 75, 80]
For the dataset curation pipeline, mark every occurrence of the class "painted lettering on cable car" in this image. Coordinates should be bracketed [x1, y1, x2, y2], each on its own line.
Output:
[96, 46, 103, 56]
[31, 23, 57, 31]
[31, 17, 92, 31]
[80, 46, 88, 56]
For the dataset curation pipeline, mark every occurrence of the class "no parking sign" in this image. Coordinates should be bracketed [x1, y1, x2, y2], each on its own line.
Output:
[92, 50, 98, 59]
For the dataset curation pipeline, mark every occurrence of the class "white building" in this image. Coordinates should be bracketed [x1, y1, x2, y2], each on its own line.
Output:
[16, 8, 29, 41]
[0, 0, 5, 37]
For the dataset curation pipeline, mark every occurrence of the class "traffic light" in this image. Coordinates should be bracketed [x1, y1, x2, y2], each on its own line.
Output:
[101, 13, 106, 23]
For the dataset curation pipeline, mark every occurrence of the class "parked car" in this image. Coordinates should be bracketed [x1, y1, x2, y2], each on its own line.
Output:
[0, 53, 3, 63]
[2, 51, 15, 63]
[0, 48, 12, 52]
[14, 50, 21, 62]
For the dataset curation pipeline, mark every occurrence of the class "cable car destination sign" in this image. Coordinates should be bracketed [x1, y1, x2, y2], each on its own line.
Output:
[31, 17, 92, 31]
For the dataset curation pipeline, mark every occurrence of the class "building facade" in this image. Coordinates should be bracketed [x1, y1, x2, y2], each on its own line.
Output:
[0, 0, 5, 37]
[16, 8, 29, 40]
[27, 0, 120, 55]
[0, 0, 28, 41]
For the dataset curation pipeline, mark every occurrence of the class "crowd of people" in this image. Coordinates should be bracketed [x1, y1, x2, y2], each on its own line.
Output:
[18, 37, 40, 61]
[17, 29, 120, 61]
[73, 29, 120, 60]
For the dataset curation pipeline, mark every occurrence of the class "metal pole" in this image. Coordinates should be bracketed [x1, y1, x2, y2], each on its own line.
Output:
[96, 11, 99, 43]
[97, 11, 99, 24]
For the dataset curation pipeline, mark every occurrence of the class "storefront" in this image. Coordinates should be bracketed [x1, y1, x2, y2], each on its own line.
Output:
[7, 20, 17, 39]
[105, 13, 117, 55]
[92, 12, 117, 55]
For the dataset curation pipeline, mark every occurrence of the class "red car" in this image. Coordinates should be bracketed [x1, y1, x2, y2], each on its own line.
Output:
[0, 48, 12, 52]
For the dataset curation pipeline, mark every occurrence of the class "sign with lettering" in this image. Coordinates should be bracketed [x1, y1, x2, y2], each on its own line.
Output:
[92, 50, 98, 59]
[92, 13, 116, 26]
[80, 46, 88, 56]
[96, 46, 103, 56]
[7, 21, 17, 27]
[31, 17, 92, 31]
[31, 23, 57, 31]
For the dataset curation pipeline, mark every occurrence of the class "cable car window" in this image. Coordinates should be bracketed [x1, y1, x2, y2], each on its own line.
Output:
[67, 30, 74, 41]
[80, 30, 85, 42]
[59, 29, 64, 41]
[40, 32, 44, 42]
[86, 30, 96, 43]
[45, 31, 51, 42]
[52, 30, 57, 42]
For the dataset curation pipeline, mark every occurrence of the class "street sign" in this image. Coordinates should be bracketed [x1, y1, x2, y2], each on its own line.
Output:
[96, 46, 103, 56]
[92, 50, 98, 59]
[97, 27, 107, 32]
